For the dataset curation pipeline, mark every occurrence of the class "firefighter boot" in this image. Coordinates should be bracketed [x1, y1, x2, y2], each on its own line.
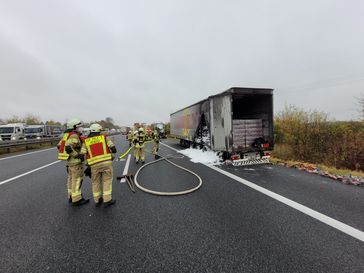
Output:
[104, 199, 116, 207]
[72, 198, 89, 207]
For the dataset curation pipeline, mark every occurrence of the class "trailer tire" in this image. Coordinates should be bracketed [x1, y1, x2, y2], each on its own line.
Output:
[221, 151, 230, 161]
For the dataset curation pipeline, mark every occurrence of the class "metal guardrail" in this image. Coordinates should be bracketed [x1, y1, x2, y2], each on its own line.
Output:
[0, 137, 61, 148]
[0, 133, 123, 154]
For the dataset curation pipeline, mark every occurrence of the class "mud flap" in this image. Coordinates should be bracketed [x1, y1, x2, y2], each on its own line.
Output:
[232, 157, 270, 167]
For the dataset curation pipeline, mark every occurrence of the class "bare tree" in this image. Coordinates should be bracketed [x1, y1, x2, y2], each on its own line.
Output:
[105, 117, 114, 124]
[359, 93, 364, 120]
[6, 115, 24, 123]
[24, 114, 43, 125]
[45, 120, 61, 125]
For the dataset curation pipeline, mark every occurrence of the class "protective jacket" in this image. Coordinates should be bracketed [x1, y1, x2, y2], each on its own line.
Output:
[58, 131, 77, 160]
[83, 135, 113, 166]
[134, 132, 146, 148]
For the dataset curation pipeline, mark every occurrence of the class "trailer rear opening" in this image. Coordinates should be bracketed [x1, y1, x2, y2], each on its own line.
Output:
[232, 93, 273, 151]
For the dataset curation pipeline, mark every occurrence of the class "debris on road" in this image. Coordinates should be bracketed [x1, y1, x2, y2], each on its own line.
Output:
[274, 160, 364, 186]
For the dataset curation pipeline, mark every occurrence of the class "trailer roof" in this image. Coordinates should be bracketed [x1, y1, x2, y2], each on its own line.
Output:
[211, 87, 273, 98]
[170, 87, 273, 116]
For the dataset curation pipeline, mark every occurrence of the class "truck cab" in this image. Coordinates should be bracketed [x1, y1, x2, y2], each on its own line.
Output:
[24, 125, 44, 139]
[0, 123, 26, 141]
[153, 122, 166, 138]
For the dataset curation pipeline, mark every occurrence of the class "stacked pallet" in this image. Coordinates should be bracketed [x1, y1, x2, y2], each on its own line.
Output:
[233, 119, 263, 147]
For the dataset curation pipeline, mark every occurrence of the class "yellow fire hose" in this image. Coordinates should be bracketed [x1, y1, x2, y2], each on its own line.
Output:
[119, 146, 134, 159]
[119, 141, 153, 159]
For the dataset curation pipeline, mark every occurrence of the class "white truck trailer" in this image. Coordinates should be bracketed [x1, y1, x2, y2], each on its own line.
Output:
[170, 87, 274, 165]
[24, 125, 64, 139]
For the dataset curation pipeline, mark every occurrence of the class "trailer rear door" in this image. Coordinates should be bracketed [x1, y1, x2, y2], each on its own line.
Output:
[209, 95, 232, 151]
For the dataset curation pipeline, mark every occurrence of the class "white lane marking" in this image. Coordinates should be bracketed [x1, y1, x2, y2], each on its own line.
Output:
[161, 142, 364, 243]
[120, 154, 131, 183]
[0, 147, 56, 161]
[0, 160, 61, 186]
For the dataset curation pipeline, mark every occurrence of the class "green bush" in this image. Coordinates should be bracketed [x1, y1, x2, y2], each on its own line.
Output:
[274, 106, 364, 171]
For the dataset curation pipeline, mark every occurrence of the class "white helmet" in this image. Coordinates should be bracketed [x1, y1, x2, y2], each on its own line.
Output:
[67, 118, 83, 130]
[90, 123, 103, 133]
[138, 127, 144, 133]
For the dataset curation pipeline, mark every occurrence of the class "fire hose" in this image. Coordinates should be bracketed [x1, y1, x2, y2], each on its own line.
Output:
[118, 142, 203, 196]
[133, 154, 203, 196]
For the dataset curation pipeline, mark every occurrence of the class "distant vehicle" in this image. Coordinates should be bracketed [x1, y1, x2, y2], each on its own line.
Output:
[24, 125, 64, 139]
[170, 87, 274, 163]
[0, 123, 26, 141]
[82, 128, 91, 137]
[153, 122, 166, 138]
[119, 126, 130, 135]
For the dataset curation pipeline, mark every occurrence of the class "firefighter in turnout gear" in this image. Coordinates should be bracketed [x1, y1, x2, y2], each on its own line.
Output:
[81, 123, 117, 207]
[127, 130, 133, 147]
[57, 124, 73, 201]
[58, 118, 89, 206]
[152, 129, 160, 159]
[132, 130, 138, 160]
[134, 127, 146, 164]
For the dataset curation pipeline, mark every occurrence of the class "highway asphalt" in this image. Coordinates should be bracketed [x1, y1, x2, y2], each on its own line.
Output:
[0, 135, 363, 273]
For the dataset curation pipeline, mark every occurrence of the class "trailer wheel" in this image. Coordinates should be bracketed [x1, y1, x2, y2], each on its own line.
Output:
[221, 151, 230, 161]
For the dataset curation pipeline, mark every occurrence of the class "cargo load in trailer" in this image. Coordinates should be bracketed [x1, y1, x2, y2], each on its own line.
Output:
[170, 87, 274, 166]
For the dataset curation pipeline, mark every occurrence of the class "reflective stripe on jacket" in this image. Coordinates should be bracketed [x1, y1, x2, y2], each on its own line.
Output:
[134, 133, 146, 148]
[84, 135, 112, 165]
[58, 132, 79, 160]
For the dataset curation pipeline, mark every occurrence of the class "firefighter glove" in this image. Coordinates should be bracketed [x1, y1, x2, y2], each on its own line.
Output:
[84, 166, 91, 178]
[65, 146, 73, 154]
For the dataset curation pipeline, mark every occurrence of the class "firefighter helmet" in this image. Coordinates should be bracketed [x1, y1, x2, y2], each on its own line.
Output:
[67, 118, 83, 130]
[90, 123, 103, 133]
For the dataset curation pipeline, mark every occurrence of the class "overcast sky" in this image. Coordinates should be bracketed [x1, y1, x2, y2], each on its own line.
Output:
[0, 0, 363, 125]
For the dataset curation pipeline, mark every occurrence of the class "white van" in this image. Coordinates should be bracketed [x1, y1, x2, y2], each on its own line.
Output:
[0, 123, 26, 141]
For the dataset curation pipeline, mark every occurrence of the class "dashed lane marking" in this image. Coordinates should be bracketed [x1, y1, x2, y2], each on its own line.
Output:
[120, 154, 131, 183]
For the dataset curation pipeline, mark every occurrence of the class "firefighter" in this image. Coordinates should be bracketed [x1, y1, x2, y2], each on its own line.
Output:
[58, 118, 89, 206]
[132, 130, 138, 160]
[152, 128, 160, 159]
[80, 123, 117, 207]
[57, 123, 73, 202]
[127, 130, 133, 147]
[134, 127, 146, 164]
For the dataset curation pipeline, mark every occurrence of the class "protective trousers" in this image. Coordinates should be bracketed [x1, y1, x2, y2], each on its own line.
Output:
[67, 167, 72, 199]
[69, 164, 84, 203]
[91, 164, 113, 203]
[153, 142, 160, 155]
[136, 147, 145, 161]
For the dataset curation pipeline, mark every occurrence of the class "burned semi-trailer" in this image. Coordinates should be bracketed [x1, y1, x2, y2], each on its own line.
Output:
[170, 87, 274, 166]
